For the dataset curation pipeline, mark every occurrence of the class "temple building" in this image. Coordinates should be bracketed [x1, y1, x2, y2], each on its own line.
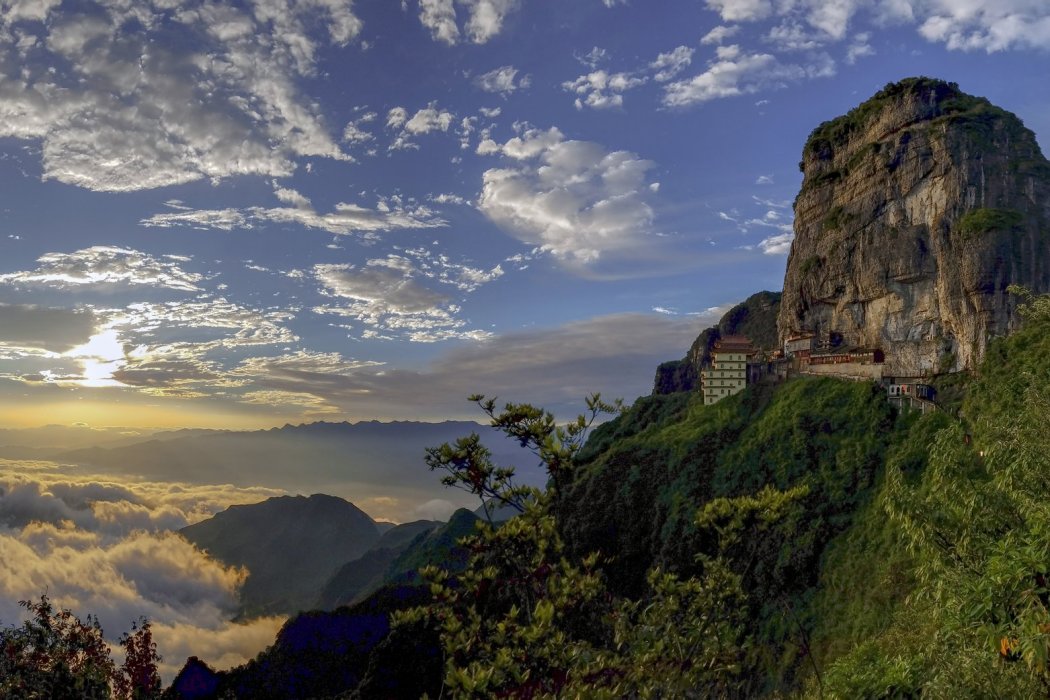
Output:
[701, 335, 755, 405]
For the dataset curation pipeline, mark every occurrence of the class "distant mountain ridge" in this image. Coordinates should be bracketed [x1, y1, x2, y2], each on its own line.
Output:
[316, 510, 479, 609]
[180, 493, 381, 616]
[177, 492, 481, 616]
[50, 420, 542, 507]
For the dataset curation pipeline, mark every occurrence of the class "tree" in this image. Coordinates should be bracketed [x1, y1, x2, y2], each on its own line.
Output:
[400, 394, 811, 697]
[0, 596, 162, 700]
[0, 595, 115, 699]
[115, 618, 162, 700]
[423, 393, 622, 522]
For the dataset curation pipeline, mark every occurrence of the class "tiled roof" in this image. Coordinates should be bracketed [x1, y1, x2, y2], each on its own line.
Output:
[714, 335, 754, 351]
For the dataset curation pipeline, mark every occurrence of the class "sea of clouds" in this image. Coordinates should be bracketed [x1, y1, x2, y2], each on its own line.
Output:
[0, 459, 289, 680]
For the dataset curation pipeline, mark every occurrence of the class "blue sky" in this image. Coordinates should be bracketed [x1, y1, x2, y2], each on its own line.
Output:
[0, 0, 1048, 428]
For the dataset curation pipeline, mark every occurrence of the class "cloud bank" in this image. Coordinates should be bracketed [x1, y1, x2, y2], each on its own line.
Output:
[0, 459, 289, 680]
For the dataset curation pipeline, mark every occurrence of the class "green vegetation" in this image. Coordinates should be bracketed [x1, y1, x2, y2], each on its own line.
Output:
[956, 207, 1025, 238]
[805, 77, 961, 156]
[800, 255, 823, 276]
[397, 394, 768, 696]
[931, 368, 972, 414]
[560, 378, 904, 692]
[822, 205, 851, 231]
[0, 596, 161, 700]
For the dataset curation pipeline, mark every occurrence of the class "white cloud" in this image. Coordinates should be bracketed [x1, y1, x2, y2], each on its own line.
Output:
[110, 299, 297, 350]
[649, 45, 695, 82]
[475, 65, 531, 94]
[663, 46, 835, 107]
[462, 0, 520, 43]
[766, 20, 827, 51]
[562, 70, 648, 110]
[477, 127, 657, 265]
[706, 0, 773, 22]
[396, 245, 504, 291]
[0, 0, 358, 191]
[701, 24, 740, 45]
[917, 1, 1050, 52]
[416, 0, 520, 45]
[702, 0, 1050, 54]
[388, 103, 456, 150]
[0, 461, 285, 535]
[755, 174, 773, 184]
[316, 259, 450, 314]
[141, 198, 445, 238]
[343, 112, 377, 145]
[758, 232, 794, 254]
[273, 186, 311, 208]
[404, 104, 456, 134]
[51, 298, 302, 394]
[313, 254, 498, 341]
[386, 106, 409, 130]
[0, 461, 288, 680]
[575, 46, 609, 68]
[0, 247, 204, 292]
[804, 0, 857, 40]
[429, 192, 468, 205]
[418, 0, 460, 44]
[846, 31, 875, 63]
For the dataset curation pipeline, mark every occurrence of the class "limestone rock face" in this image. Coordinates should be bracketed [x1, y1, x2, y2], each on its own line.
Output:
[779, 78, 1050, 373]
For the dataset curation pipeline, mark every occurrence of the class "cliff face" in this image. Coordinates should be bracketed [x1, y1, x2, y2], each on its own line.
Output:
[653, 291, 780, 394]
[779, 78, 1050, 373]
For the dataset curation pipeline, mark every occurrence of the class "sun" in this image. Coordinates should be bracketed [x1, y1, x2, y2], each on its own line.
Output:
[63, 330, 129, 388]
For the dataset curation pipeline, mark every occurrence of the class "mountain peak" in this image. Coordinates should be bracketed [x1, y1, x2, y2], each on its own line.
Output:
[781, 77, 1050, 374]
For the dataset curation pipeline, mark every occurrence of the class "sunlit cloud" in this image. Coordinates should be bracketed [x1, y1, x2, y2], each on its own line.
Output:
[0, 460, 291, 680]
[312, 254, 497, 342]
[417, 0, 521, 45]
[477, 127, 658, 266]
[140, 199, 445, 237]
[0, 247, 204, 292]
[0, 0, 360, 192]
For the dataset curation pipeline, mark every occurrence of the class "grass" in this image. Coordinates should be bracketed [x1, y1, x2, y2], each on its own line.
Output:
[955, 208, 1024, 238]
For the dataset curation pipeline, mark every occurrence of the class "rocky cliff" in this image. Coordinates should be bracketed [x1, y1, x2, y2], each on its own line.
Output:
[653, 291, 780, 394]
[779, 77, 1050, 373]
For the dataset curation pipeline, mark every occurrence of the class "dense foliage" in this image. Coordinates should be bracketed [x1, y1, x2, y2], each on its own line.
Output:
[0, 596, 160, 700]
[559, 378, 907, 692]
[397, 393, 817, 697]
[815, 288, 1050, 697]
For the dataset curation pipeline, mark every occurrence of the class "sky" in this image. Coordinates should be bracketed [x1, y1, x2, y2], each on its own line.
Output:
[0, 0, 1049, 432]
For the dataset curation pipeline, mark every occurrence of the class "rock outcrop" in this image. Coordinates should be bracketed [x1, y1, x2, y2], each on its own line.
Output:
[653, 291, 780, 394]
[779, 77, 1050, 373]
